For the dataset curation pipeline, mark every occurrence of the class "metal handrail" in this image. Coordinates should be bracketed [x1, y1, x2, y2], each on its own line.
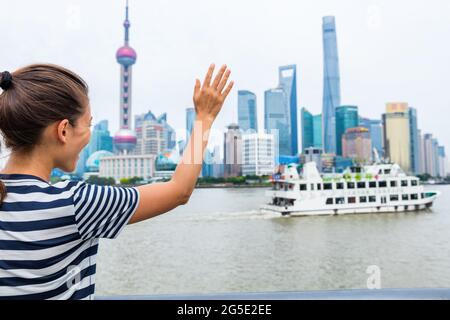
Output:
[95, 288, 450, 300]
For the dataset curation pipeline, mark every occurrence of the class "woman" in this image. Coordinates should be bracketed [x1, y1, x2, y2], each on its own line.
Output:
[0, 63, 233, 299]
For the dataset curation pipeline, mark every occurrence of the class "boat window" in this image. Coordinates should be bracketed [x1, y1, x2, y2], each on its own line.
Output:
[326, 198, 333, 205]
[378, 181, 387, 188]
[369, 181, 377, 188]
[384, 169, 391, 174]
[336, 183, 344, 189]
[347, 182, 355, 189]
[402, 194, 409, 201]
[357, 182, 366, 189]
[348, 197, 356, 204]
[421, 193, 425, 199]
[369, 196, 377, 202]
[324, 183, 333, 190]
[284, 184, 288, 191]
[317, 183, 322, 190]
[411, 194, 419, 200]
[390, 180, 397, 187]
[311, 184, 315, 191]
[411, 180, 418, 186]
[401, 180, 408, 187]
[390, 195, 399, 201]
[360, 196, 367, 203]
[299, 184, 307, 191]
[336, 197, 345, 205]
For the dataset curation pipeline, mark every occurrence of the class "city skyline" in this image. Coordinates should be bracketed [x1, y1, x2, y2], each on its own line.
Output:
[2, 0, 450, 154]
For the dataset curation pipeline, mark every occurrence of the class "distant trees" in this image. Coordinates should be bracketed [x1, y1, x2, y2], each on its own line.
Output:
[86, 176, 116, 186]
[119, 176, 144, 185]
[196, 175, 270, 185]
[74, 174, 272, 187]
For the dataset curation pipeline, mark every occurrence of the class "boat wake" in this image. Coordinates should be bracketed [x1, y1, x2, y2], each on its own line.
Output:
[174, 209, 282, 222]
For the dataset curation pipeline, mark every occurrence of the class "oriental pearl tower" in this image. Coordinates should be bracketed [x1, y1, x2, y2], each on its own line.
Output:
[113, 0, 137, 155]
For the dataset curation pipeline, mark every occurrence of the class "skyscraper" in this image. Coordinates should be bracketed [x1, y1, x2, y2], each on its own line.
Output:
[360, 117, 384, 158]
[423, 136, 441, 177]
[383, 103, 411, 172]
[313, 114, 323, 149]
[301, 108, 314, 151]
[134, 111, 172, 155]
[264, 88, 289, 156]
[432, 138, 440, 177]
[408, 107, 421, 174]
[113, 0, 137, 155]
[202, 149, 214, 178]
[224, 123, 242, 177]
[238, 90, 258, 132]
[335, 105, 358, 156]
[242, 132, 276, 176]
[438, 146, 447, 178]
[278, 65, 298, 156]
[342, 127, 372, 164]
[212, 145, 224, 178]
[301, 108, 322, 152]
[157, 113, 176, 151]
[423, 133, 435, 176]
[264, 65, 298, 157]
[322, 16, 341, 154]
[418, 130, 425, 174]
[186, 107, 196, 141]
[88, 120, 113, 155]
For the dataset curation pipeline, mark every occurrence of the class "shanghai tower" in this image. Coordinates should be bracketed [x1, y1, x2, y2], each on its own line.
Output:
[322, 16, 341, 154]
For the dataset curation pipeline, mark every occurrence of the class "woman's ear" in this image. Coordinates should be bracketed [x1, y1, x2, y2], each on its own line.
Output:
[56, 119, 70, 144]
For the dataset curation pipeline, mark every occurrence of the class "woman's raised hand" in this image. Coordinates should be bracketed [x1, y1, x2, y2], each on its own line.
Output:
[193, 64, 234, 123]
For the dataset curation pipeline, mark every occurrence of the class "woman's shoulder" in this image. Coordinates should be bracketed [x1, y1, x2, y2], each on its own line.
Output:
[50, 179, 85, 193]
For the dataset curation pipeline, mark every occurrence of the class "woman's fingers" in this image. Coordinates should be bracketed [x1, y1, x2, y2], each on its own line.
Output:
[217, 69, 231, 93]
[221, 81, 234, 99]
[211, 65, 227, 89]
[193, 79, 201, 97]
[202, 64, 215, 89]
[198, 63, 233, 102]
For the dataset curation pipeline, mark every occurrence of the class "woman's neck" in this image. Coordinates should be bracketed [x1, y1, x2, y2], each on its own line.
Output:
[0, 151, 53, 182]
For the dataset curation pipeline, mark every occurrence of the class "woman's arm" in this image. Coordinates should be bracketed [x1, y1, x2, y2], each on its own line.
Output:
[129, 64, 233, 224]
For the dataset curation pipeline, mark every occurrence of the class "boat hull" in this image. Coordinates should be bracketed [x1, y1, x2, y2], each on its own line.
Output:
[260, 192, 440, 217]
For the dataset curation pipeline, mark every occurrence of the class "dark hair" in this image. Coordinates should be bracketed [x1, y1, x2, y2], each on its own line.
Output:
[0, 63, 89, 204]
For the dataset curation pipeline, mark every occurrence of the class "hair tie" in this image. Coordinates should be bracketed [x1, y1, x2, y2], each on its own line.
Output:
[0, 71, 13, 91]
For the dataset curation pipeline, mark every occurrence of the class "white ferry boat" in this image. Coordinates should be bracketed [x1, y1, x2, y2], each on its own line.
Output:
[260, 162, 440, 216]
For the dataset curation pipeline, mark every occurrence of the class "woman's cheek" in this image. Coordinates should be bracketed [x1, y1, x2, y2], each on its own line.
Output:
[85, 130, 91, 145]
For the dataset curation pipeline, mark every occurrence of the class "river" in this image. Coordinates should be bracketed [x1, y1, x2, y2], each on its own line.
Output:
[95, 185, 450, 296]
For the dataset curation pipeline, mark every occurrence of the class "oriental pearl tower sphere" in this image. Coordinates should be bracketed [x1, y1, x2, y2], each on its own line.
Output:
[113, 0, 137, 155]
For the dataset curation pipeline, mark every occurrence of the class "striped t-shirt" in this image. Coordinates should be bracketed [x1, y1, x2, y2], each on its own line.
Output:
[0, 173, 140, 300]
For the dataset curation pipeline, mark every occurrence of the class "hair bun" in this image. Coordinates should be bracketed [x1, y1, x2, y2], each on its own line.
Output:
[0, 71, 13, 91]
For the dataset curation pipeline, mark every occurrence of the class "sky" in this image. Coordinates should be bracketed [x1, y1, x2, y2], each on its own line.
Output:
[2, 0, 450, 153]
